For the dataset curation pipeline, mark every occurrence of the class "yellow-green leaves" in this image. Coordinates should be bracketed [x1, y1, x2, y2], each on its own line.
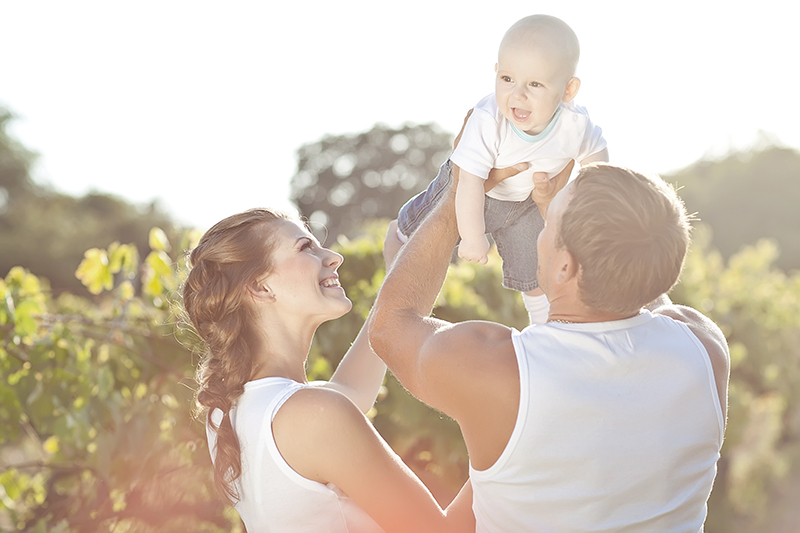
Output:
[75, 248, 113, 295]
[75, 242, 139, 295]
[2, 267, 46, 338]
[148, 227, 172, 253]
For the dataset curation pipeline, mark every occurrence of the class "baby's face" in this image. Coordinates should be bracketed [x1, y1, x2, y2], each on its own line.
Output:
[495, 44, 573, 135]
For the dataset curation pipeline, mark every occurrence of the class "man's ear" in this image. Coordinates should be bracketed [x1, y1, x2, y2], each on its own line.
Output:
[555, 249, 579, 284]
[562, 77, 581, 103]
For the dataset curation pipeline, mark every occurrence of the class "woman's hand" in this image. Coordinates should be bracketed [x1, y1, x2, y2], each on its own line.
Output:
[383, 219, 404, 270]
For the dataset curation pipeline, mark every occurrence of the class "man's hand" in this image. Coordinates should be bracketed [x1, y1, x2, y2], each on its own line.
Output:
[531, 160, 575, 218]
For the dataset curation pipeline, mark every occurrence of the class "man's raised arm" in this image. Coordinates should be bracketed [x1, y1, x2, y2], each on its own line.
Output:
[367, 164, 461, 410]
[368, 162, 523, 418]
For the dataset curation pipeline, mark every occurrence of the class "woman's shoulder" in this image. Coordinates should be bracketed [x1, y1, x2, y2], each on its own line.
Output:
[275, 386, 362, 429]
[272, 386, 372, 485]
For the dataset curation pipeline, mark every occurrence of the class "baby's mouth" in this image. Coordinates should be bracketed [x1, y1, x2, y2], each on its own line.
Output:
[512, 108, 530, 121]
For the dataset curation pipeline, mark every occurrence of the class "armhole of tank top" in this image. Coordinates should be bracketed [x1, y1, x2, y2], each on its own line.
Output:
[206, 408, 222, 464]
[472, 331, 531, 477]
[261, 383, 334, 494]
[678, 322, 726, 445]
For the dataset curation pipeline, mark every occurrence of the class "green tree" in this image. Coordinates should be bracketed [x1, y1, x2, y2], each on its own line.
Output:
[0, 228, 240, 532]
[0, 109, 36, 205]
[672, 227, 800, 533]
[289, 123, 453, 240]
[0, 107, 180, 295]
[4, 216, 800, 531]
[665, 145, 800, 272]
[0, 214, 527, 530]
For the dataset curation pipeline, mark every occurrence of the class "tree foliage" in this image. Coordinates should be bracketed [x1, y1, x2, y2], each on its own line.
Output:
[665, 145, 800, 272]
[289, 122, 453, 240]
[0, 107, 180, 296]
[672, 227, 800, 533]
[4, 107, 800, 530]
[0, 226, 238, 532]
[0, 215, 522, 530]
[3, 214, 800, 531]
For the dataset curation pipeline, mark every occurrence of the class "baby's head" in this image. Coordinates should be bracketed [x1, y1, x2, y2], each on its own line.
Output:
[495, 15, 581, 135]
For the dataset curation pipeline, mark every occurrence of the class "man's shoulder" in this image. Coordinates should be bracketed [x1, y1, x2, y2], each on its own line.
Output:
[651, 305, 730, 369]
[429, 319, 516, 359]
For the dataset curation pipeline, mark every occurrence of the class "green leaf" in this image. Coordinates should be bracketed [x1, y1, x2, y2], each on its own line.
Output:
[107, 242, 139, 276]
[142, 250, 174, 298]
[75, 248, 113, 294]
[149, 227, 172, 252]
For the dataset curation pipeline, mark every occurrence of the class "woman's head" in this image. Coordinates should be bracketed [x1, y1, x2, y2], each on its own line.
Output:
[182, 207, 350, 502]
[182, 207, 289, 502]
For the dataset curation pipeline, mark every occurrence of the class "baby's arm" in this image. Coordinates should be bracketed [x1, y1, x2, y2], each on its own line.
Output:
[455, 170, 490, 264]
[580, 147, 609, 166]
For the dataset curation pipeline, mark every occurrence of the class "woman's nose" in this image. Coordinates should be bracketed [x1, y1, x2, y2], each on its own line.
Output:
[324, 249, 343, 268]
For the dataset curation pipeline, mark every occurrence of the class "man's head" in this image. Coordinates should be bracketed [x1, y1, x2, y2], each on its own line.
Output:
[537, 163, 691, 316]
[495, 15, 581, 135]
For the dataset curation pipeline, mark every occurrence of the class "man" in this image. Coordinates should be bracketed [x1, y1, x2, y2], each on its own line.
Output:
[369, 160, 729, 532]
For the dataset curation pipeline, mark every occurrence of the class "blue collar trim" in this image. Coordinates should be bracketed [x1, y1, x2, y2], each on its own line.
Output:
[509, 106, 562, 143]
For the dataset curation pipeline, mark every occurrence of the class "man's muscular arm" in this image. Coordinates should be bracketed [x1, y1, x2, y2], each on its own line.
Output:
[368, 162, 524, 468]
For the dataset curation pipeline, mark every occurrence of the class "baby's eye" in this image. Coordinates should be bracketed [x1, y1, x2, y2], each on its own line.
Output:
[529, 81, 542, 88]
[501, 75, 512, 83]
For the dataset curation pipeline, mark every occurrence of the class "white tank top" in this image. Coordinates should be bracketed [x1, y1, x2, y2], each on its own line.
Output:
[207, 377, 384, 533]
[470, 312, 724, 532]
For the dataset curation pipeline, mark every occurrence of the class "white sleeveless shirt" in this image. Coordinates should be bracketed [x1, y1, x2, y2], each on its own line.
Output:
[207, 377, 384, 533]
[470, 312, 724, 533]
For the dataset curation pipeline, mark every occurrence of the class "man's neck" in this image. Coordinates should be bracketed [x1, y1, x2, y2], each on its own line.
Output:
[547, 300, 637, 324]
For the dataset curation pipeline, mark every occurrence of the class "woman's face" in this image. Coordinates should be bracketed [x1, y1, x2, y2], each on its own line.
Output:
[258, 219, 351, 322]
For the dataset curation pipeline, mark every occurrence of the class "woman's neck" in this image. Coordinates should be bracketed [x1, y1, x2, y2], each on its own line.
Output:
[248, 319, 317, 383]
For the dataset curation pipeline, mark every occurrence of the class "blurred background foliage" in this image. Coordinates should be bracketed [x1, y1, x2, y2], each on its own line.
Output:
[2, 104, 800, 532]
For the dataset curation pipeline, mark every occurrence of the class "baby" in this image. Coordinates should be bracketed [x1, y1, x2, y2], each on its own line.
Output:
[396, 14, 608, 324]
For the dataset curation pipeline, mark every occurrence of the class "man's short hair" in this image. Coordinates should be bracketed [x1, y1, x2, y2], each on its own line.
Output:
[558, 163, 691, 315]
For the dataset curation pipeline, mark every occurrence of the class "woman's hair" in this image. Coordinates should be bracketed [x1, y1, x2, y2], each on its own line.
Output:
[182, 207, 290, 503]
[558, 163, 691, 315]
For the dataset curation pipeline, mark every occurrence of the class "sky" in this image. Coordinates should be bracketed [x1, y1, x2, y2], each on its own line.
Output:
[2, 0, 798, 230]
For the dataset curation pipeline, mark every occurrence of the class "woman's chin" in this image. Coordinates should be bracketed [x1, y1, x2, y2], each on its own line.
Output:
[326, 296, 353, 320]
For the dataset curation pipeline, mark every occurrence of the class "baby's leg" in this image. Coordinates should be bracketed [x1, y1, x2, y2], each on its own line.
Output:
[488, 196, 546, 324]
[522, 288, 550, 325]
[397, 160, 455, 242]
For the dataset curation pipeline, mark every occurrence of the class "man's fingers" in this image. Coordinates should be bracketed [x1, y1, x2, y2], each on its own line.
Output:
[485, 162, 530, 192]
[453, 109, 475, 150]
[532, 171, 549, 185]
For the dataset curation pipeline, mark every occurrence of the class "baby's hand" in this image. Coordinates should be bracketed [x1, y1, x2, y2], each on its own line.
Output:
[458, 235, 490, 265]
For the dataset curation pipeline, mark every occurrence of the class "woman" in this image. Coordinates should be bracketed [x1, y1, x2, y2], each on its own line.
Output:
[181, 207, 470, 532]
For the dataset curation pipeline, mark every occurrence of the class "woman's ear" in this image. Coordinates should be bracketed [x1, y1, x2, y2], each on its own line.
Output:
[248, 282, 275, 302]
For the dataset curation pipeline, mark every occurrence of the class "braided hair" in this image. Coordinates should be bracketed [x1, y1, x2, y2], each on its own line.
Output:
[182, 208, 290, 503]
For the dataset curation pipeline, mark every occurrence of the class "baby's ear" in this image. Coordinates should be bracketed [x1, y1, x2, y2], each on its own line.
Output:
[562, 77, 581, 103]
